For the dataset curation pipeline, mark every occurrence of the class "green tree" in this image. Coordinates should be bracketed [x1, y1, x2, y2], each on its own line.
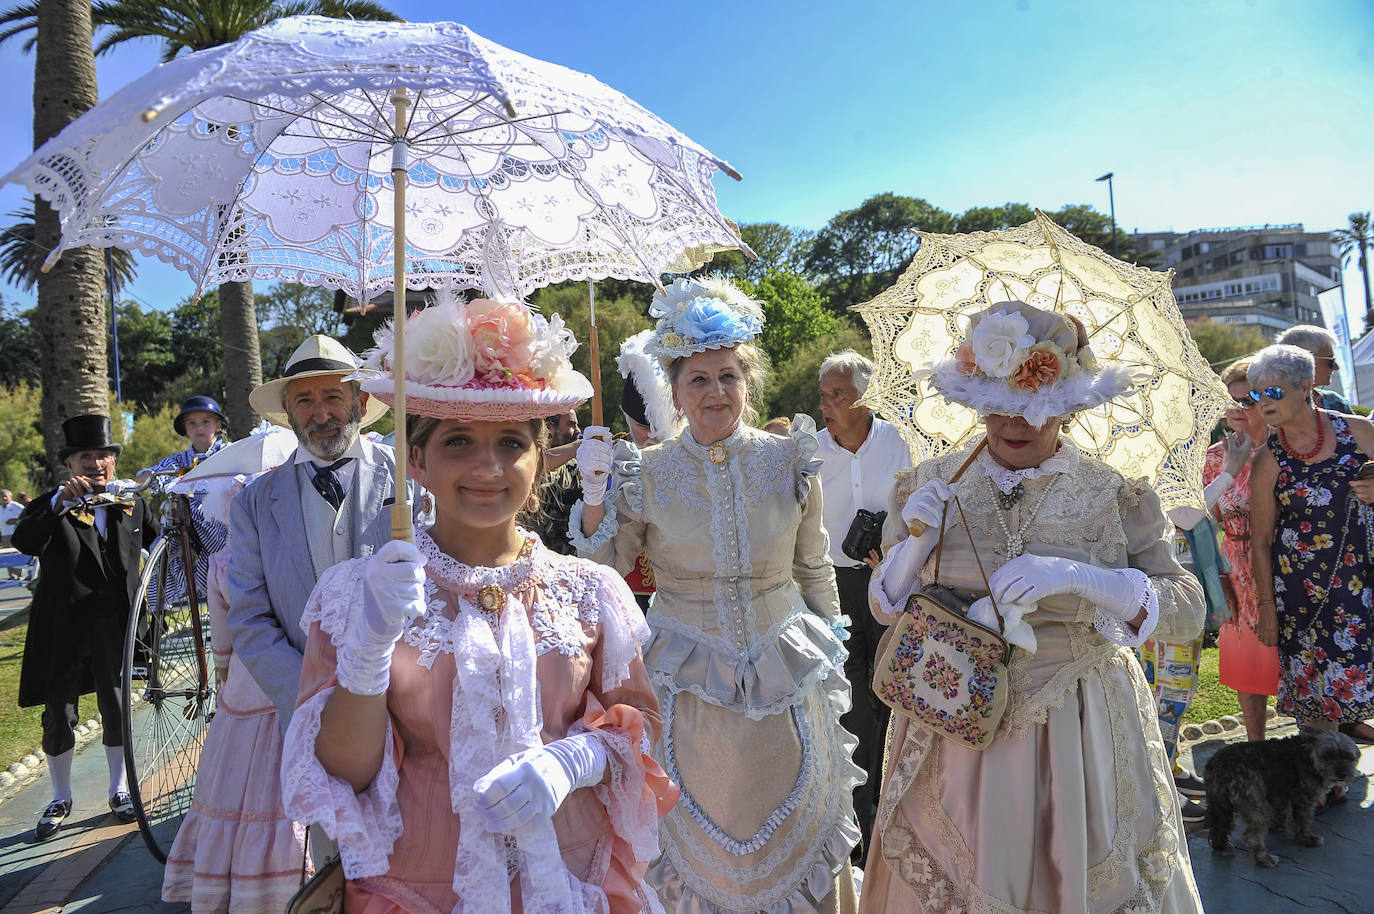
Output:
[1184, 318, 1269, 372]
[531, 281, 653, 434]
[1332, 211, 1372, 328]
[706, 222, 815, 285]
[954, 203, 1037, 233]
[257, 282, 345, 378]
[764, 318, 873, 422]
[164, 288, 226, 409]
[0, 201, 137, 296]
[108, 300, 176, 410]
[741, 270, 838, 368]
[0, 383, 45, 492]
[1048, 204, 1158, 267]
[0, 0, 110, 480]
[804, 194, 955, 313]
[0, 0, 402, 433]
[0, 300, 39, 387]
[112, 399, 183, 479]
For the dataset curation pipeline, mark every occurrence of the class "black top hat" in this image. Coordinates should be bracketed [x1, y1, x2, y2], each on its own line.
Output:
[58, 414, 122, 461]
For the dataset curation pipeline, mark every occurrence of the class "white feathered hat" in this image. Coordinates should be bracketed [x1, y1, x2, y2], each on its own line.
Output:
[926, 301, 1139, 427]
[617, 329, 683, 441]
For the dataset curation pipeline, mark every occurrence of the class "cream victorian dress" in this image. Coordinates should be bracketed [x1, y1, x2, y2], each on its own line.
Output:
[860, 439, 1205, 914]
[572, 417, 862, 914]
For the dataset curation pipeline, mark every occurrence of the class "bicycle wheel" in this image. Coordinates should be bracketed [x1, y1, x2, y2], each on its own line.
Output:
[121, 534, 215, 862]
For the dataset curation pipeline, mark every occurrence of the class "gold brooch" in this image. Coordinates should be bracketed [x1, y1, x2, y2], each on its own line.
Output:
[708, 443, 729, 465]
[477, 584, 506, 615]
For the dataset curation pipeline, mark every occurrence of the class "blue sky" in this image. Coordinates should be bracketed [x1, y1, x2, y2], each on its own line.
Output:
[0, 0, 1370, 319]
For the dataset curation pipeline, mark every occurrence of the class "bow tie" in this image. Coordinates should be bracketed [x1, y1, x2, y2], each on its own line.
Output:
[311, 458, 353, 510]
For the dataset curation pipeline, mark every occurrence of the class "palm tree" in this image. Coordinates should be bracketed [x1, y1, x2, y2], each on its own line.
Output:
[1332, 211, 1373, 328]
[0, 0, 110, 478]
[0, 0, 399, 433]
[0, 202, 137, 294]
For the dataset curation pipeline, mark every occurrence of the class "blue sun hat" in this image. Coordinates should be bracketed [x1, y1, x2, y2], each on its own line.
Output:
[644, 275, 765, 360]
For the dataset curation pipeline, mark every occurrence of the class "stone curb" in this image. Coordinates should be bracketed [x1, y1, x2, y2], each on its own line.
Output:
[0, 714, 105, 805]
[1178, 705, 1287, 746]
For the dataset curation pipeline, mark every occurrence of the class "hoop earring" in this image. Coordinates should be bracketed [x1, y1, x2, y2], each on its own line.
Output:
[525, 493, 539, 513]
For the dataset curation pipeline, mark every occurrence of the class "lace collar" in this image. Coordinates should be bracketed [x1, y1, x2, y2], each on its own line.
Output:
[678, 420, 748, 464]
[417, 528, 541, 595]
[975, 437, 1080, 494]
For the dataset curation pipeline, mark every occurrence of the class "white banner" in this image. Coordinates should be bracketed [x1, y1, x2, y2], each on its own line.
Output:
[1318, 285, 1358, 405]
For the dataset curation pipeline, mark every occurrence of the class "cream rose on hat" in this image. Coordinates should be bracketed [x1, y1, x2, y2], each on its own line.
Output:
[968, 310, 1036, 379]
[357, 289, 590, 421]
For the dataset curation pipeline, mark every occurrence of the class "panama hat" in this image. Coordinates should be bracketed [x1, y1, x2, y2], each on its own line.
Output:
[250, 334, 388, 428]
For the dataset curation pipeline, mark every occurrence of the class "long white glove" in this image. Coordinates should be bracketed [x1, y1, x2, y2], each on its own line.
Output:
[576, 426, 614, 506]
[473, 733, 608, 835]
[336, 540, 428, 696]
[879, 480, 958, 607]
[988, 554, 1146, 622]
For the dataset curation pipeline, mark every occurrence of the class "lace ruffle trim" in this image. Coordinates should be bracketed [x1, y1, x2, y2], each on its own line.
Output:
[569, 498, 619, 556]
[279, 686, 404, 878]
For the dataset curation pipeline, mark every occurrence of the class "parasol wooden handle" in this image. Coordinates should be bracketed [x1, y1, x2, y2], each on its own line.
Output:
[908, 438, 987, 537]
[390, 87, 413, 544]
[588, 323, 602, 427]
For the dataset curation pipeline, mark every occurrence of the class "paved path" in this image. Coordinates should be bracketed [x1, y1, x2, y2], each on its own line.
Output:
[0, 713, 1369, 912]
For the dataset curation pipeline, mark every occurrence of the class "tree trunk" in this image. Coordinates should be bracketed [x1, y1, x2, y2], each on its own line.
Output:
[33, 0, 107, 482]
[218, 279, 262, 433]
[1359, 244, 1372, 330]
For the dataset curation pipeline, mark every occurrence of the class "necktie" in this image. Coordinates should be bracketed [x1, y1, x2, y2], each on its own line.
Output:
[311, 458, 352, 510]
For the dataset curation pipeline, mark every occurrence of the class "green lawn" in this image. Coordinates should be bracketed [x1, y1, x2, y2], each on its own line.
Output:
[0, 614, 44, 767]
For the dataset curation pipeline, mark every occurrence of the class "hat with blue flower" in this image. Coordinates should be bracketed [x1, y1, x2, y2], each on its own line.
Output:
[645, 275, 765, 360]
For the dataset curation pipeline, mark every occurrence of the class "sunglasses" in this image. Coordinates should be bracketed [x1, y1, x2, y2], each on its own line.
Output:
[1231, 397, 1257, 410]
[1247, 386, 1286, 403]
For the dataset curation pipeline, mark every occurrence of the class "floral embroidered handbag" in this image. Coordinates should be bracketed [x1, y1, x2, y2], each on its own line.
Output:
[873, 458, 1011, 750]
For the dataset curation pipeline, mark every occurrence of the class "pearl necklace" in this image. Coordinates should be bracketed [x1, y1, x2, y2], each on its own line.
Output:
[990, 474, 1060, 556]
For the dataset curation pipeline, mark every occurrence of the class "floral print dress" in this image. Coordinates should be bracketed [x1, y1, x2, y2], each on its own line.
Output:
[1270, 411, 1374, 723]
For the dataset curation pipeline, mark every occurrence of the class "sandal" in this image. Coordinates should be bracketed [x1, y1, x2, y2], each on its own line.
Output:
[1338, 721, 1374, 742]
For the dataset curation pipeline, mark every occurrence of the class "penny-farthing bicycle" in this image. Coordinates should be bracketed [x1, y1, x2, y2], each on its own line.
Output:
[120, 470, 215, 862]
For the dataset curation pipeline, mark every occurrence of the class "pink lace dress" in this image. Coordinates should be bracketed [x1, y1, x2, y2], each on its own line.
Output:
[280, 532, 676, 914]
[1202, 442, 1279, 695]
[162, 548, 309, 913]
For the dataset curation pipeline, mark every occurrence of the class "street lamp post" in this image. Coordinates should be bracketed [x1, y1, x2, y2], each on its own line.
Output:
[1096, 172, 1117, 259]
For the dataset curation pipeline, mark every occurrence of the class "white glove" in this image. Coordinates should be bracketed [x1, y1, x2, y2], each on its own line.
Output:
[105, 478, 138, 496]
[969, 596, 1038, 653]
[988, 554, 1146, 623]
[336, 540, 428, 696]
[879, 481, 958, 607]
[473, 733, 608, 835]
[901, 479, 958, 533]
[577, 426, 614, 506]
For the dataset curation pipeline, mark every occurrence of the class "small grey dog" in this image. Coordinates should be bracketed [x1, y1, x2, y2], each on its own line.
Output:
[1205, 730, 1361, 867]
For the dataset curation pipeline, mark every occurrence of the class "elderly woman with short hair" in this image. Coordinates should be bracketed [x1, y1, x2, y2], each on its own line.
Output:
[1277, 324, 1353, 412]
[1248, 343, 1374, 746]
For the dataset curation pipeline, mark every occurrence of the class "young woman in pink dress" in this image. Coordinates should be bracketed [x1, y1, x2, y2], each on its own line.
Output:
[1203, 359, 1279, 741]
[279, 294, 677, 914]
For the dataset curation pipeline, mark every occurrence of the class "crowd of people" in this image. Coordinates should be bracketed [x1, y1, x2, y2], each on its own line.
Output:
[8, 278, 1371, 913]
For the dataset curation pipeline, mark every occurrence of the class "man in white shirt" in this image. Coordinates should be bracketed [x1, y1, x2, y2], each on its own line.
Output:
[814, 350, 913, 864]
[1, 489, 22, 548]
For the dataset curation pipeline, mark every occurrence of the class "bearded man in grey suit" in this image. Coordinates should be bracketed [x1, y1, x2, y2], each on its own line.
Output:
[228, 334, 415, 730]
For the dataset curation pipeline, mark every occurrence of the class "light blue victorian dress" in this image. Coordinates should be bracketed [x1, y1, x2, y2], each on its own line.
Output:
[572, 417, 861, 913]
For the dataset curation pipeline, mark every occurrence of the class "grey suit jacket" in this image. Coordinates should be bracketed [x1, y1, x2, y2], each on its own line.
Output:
[227, 437, 417, 725]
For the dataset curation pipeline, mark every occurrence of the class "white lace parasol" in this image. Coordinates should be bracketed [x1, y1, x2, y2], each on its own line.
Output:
[1, 15, 748, 301]
[853, 211, 1232, 512]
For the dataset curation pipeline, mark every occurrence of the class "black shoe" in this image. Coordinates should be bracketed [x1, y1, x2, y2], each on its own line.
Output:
[109, 791, 136, 824]
[1174, 769, 1206, 798]
[35, 799, 72, 841]
[1178, 795, 1206, 824]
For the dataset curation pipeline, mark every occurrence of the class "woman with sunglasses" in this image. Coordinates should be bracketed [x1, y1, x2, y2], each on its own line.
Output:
[1277, 324, 1354, 413]
[1249, 343, 1374, 752]
[1202, 359, 1279, 741]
